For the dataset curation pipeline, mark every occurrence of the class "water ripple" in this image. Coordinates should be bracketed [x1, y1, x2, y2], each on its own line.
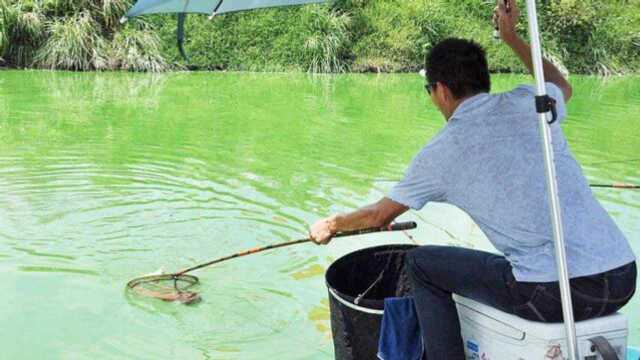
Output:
[0, 71, 638, 358]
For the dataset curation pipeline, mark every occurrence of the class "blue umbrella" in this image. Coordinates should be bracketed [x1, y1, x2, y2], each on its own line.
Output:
[123, 0, 325, 18]
[120, 0, 327, 61]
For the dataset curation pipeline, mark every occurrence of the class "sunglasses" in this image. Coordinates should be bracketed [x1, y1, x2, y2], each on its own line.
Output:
[424, 82, 437, 95]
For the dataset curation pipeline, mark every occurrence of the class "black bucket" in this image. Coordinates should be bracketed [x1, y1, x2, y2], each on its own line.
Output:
[325, 244, 418, 360]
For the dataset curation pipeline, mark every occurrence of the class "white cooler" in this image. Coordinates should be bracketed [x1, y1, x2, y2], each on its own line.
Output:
[454, 295, 628, 360]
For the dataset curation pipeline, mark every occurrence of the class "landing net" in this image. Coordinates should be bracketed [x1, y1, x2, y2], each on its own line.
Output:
[126, 274, 201, 304]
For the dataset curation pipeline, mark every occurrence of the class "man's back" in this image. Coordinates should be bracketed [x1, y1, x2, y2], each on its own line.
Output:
[389, 83, 635, 282]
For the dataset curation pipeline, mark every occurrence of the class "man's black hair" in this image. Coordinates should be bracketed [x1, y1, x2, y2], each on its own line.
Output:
[425, 38, 491, 99]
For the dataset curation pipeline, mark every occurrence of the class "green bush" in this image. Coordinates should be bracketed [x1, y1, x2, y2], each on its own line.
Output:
[300, 6, 351, 73]
[0, 1, 8, 63]
[1, 0, 168, 71]
[0, 1, 45, 67]
[1, 0, 639, 74]
[35, 11, 105, 70]
[155, 5, 351, 72]
[539, 0, 640, 75]
[100, 0, 130, 29]
[107, 25, 169, 72]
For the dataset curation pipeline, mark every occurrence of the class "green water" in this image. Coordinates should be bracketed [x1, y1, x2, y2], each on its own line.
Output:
[0, 70, 638, 359]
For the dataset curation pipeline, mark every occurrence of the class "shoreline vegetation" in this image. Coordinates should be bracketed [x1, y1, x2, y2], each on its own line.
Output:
[1, 1, 639, 75]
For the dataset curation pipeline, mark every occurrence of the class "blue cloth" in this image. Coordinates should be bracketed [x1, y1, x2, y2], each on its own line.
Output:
[378, 297, 423, 360]
[628, 346, 640, 360]
[388, 83, 636, 282]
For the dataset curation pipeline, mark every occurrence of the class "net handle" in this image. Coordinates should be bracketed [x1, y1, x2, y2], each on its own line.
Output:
[174, 221, 417, 276]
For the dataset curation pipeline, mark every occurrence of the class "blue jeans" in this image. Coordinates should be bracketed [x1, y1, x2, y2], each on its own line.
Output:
[405, 245, 637, 360]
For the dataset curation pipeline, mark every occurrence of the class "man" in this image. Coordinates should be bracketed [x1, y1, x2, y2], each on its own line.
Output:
[309, 1, 637, 359]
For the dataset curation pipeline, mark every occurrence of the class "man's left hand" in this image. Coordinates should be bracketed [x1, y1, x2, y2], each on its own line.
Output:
[493, 0, 520, 43]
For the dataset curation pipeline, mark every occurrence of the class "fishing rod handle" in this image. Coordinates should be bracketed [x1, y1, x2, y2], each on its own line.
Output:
[333, 221, 417, 238]
[590, 183, 640, 189]
[389, 221, 418, 231]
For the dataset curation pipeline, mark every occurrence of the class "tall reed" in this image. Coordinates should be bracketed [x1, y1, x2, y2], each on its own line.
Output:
[0, 1, 45, 67]
[35, 12, 105, 70]
[2, 0, 168, 71]
[108, 26, 169, 72]
[302, 7, 351, 73]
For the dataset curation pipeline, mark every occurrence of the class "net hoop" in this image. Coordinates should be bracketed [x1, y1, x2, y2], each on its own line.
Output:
[126, 273, 199, 290]
[126, 274, 201, 304]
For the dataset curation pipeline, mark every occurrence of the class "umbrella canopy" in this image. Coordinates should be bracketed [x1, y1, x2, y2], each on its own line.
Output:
[123, 0, 325, 19]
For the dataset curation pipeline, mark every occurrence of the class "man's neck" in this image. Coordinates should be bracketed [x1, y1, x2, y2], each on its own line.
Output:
[445, 93, 481, 121]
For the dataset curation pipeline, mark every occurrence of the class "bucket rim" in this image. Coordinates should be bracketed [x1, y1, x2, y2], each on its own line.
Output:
[325, 244, 418, 316]
[325, 243, 418, 280]
[327, 286, 384, 315]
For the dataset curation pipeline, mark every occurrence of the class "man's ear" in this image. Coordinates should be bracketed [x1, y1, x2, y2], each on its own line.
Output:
[436, 82, 450, 104]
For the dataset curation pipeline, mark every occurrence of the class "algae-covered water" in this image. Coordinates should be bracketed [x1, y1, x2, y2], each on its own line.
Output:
[0, 70, 638, 359]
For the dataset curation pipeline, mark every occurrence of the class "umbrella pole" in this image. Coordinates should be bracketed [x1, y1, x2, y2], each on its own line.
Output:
[524, 0, 579, 359]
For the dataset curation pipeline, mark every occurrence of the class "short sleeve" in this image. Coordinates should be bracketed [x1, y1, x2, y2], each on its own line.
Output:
[515, 82, 567, 123]
[545, 82, 567, 123]
[388, 137, 449, 210]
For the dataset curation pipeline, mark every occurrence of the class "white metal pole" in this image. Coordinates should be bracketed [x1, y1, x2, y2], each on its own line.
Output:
[523, 0, 579, 359]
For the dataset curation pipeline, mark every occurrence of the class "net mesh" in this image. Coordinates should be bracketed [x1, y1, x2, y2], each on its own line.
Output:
[126, 274, 201, 304]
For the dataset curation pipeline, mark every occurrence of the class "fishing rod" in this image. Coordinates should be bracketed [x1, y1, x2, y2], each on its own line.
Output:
[175, 221, 417, 275]
[589, 183, 640, 189]
[126, 221, 418, 304]
[584, 157, 640, 166]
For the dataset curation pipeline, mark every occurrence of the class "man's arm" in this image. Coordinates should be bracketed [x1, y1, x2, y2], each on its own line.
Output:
[495, 0, 572, 102]
[309, 197, 409, 245]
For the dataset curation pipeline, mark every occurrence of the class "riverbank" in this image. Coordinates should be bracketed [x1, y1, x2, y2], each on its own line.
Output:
[1, 1, 639, 75]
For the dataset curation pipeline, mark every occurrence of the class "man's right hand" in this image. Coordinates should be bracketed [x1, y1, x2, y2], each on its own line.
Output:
[309, 216, 337, 245]
[309, 197, 408, 246]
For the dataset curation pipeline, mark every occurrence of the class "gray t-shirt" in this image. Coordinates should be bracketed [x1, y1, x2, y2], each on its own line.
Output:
[389, 83, 636, 282]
